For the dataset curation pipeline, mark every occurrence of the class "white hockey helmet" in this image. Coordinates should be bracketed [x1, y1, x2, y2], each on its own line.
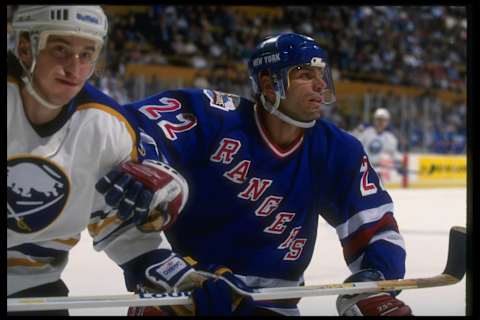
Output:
[11, 6, 108, 109]
[12, 5, 108, 60]
[374, 108, 391, 120]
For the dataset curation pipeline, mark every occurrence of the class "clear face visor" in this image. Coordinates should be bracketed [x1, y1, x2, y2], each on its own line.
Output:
[282, 58, 336, 105]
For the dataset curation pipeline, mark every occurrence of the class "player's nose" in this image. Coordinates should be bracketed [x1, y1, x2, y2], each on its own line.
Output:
[313, 76, 326, 93]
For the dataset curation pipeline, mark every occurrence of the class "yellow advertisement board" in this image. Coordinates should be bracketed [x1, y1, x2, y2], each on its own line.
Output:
[418, 155, 466, 181]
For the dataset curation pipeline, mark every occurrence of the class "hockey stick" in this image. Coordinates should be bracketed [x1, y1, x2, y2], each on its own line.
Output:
[7, 226, 465, 312]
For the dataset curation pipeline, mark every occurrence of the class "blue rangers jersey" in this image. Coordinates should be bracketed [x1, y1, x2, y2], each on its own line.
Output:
[124, 88, 406, 315]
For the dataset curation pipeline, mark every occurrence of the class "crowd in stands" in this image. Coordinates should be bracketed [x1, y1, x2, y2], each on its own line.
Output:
[98, 6, 466, 91]
[7, 5, 466, 154]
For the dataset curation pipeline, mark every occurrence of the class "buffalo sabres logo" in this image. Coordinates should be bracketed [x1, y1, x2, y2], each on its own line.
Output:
[7, 156, 70, 234]
[368, 139, 383, 155]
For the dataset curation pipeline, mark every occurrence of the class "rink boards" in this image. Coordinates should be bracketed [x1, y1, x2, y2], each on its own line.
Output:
[380, 153, 466, 189]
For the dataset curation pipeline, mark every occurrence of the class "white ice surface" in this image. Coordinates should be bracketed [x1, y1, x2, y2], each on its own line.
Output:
[63, 188, 466, 316]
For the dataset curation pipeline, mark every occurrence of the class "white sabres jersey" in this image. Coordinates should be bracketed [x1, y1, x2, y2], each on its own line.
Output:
[355, 126, 400, 166]
[7, 80, 166, 295]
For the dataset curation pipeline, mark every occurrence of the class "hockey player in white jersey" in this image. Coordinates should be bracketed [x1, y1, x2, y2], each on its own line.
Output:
[354, 108, 403, 175]
[7, 6, 189, 315]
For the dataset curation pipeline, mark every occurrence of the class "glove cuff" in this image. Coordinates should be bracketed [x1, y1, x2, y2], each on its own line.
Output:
[145, 254, 195, 292]
[121, 249, 194, 292]
[141, 159, 189, 214]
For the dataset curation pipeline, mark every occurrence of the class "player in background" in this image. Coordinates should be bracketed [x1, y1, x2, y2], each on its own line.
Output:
[7, 6, 190, 315]
[96, 33, 412, 316]
[353, 108, 404, 181]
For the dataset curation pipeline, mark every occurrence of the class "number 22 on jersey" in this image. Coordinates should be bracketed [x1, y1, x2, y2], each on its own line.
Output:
[139, 97, 197, 141]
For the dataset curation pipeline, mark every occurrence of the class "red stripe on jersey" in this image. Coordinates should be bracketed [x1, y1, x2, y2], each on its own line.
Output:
[254, 105, 304, 158]
[342, 212, 398, 260]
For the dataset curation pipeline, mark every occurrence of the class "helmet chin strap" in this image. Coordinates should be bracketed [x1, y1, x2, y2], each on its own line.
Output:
[19, 50, 64, 110]
[22, 75, 64, 110]
[260, 93, 316, 129]
[22, 59, 97, 111]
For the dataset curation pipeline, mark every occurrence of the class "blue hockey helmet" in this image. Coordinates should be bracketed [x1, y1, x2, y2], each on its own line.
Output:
[247, 33, 336, 128]
[248, 33, 336, 104]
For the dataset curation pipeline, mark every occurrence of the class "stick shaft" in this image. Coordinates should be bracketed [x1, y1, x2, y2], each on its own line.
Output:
[7, 273, 460, 312]
[8, 226, 465, 312]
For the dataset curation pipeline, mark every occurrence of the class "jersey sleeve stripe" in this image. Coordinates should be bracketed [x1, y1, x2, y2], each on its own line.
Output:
[341, 213, 398, 261]
[8, 238, 80, 257]
[7, 258, 47, 268]
[345, 228, 406, 272]
[7, 247, 68, 268]
[52, 236, 81, 247]
[98, 226, 168, 265]
[335, 202, 394, 240]
[87, 214, 122, 238]
[368, 229, 406, 251]
[7, 249, 69, 293]
[77, 103, 138, 161]
[90, 220, 135, 252]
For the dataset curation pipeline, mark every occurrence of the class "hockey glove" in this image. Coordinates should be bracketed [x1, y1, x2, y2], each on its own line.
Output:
[192, 263, 256, 315]
[191, 278, 253, 315]
[336, 269, 413, 316]
[95, 159, 188, 232]
[121, 249, 207, 294]
[123, 250, 213, 316]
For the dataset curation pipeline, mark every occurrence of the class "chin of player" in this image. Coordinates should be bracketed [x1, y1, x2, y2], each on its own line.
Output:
[304, 104, 322, 119]
[306, 99, 322, 110]
[48, 87, 81, 106]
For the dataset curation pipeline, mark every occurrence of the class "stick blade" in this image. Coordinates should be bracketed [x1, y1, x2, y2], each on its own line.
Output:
[442, 226, 466, 281]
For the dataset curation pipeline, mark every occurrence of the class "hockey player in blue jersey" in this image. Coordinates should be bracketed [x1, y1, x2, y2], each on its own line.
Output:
[96, 33, 412, 316]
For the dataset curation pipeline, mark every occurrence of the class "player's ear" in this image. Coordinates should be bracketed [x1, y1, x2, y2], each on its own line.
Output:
[18, 33, 33, 68]
[259, 71, 275, 101]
